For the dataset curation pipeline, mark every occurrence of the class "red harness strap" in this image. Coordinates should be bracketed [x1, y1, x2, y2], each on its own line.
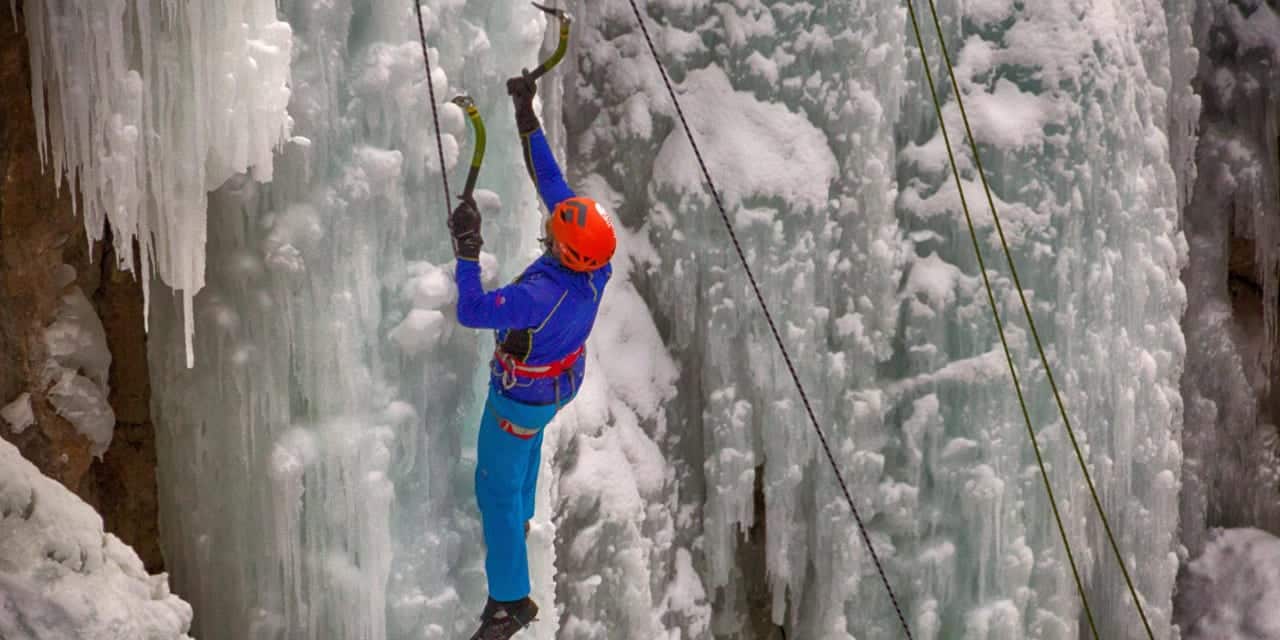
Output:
[494, 344, 585, 380]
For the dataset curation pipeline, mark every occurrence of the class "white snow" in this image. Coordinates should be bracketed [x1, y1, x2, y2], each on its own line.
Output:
[652, 65, 837, 212]
[1180, 528, 1280, 640]
[1, 393, 34, 434]
[389, 309, 448, 355]
[0, 438, 193, 639]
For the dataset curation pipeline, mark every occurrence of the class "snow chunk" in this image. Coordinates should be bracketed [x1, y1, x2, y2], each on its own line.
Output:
[966, 0, 1015, 27]
[43, 288, 115, 456]
[904, 253, 968, 310]
[653, 65, 836, 211]
[402, 262, 457, 310]
[389, 309, 447, 355]
[0, 438, 193, 639]
[2, 393, 34, 434]
[46, 370, 115, 457]
[962, 78, 1061, 150]
[44, 288, 111, 388]
[1180, 528, 1280, 639]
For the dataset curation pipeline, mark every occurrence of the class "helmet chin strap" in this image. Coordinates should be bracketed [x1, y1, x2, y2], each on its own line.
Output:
[539, 218, 561, 261]
[539, 234, 561, 263]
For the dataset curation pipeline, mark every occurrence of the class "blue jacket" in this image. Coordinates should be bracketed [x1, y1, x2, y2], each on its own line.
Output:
[456, 129, 612, 406]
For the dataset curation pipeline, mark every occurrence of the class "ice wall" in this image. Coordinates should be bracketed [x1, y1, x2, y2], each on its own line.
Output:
[143, 0, 688, 638]
[23, 0, 293, 364]
[1179, 0, 1280, 557]
[573, 0, 1194, 637]
[567, 2, 907, 636]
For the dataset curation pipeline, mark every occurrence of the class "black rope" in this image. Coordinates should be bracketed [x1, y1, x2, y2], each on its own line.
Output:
[413, 0, 452, 206]
[625, 1, 913, 637]
[904, 1, 1103, 635]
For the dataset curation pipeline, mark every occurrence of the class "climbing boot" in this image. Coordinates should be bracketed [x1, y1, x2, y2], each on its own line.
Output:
[469, 596, 538, 640]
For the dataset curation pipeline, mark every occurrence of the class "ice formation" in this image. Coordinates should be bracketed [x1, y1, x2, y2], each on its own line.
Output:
[1177, 527, 1280, 639]
[23, 0, 293, 365]
[574, 0, 1195, 637]
[1179, 0, 1280, 557]
[43, 286, 115, 456]
[20, 0, 1211, 638]
[0, 437, 193, 639]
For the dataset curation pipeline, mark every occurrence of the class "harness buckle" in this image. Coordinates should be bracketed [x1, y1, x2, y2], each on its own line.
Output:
[497, 352, 520, 389]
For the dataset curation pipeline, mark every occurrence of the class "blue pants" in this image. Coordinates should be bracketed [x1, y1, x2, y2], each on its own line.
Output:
[475, 387, 560, 602]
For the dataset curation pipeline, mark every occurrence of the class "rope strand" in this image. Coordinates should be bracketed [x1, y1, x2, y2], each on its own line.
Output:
[904, 1, 1101, 636]
[626, 1, 914, 636]
[413, 0, 452, 207]
[919, 0, 1156, 635]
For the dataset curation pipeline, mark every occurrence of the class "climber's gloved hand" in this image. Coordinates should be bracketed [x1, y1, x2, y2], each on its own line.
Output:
[449, 196, 483, 261]
[506, 70, 541, 135]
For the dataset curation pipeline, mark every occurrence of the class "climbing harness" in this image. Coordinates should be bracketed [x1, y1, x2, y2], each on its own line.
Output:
[906, 0, 1156, 636]
[495, 344, 584, 386]
[625, 1, 916, 637]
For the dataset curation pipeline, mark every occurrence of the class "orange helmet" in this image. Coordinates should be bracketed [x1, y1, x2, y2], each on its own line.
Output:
[546, 196, 616, 272]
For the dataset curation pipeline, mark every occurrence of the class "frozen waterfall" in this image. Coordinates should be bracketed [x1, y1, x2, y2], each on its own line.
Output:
[22, 0, 1202, 638]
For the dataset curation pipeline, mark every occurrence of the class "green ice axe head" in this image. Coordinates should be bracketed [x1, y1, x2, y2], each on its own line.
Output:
[528, 2, 572, 81]
[450, 95, 475, 110]
[531, 2, 572, 24]
[450, 94, 486, 200]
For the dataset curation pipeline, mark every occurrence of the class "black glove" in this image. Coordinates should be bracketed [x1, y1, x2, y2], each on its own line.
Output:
[449, 196, 483, 261]
[506, 70, 541, 135]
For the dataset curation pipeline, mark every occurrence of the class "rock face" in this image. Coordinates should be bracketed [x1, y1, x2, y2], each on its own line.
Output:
[0, 1, 162, 572]
[0, 0, 94, 497]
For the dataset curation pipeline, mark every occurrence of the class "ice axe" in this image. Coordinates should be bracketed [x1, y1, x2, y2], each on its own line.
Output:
[450, 95, 486, 202]
[526, 2, 573, 81]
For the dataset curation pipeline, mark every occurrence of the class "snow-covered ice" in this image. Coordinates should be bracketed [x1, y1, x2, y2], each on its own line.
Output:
[0, 438, 193, 640]
[1178, 528, 1280, 640]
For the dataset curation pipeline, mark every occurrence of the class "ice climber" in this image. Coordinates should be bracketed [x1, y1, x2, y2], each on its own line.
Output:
[449, 71, 616, 640]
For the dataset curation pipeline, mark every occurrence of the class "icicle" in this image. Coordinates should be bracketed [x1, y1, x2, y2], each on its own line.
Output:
[22, 0, 292, 366]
